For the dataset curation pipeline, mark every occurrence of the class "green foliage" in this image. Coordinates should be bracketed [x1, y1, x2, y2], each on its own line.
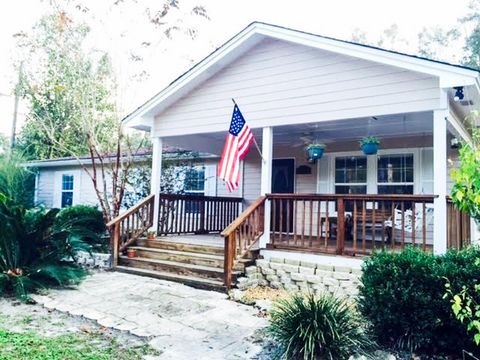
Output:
[56, 205, 107, 252]
[445, 256, 480, 346]
[16, 13, 117, 160]
[0, 154, 34, 208]
[305, 143, 326, 150]
[0, 329, 157, 360]
[268, 292, 374, 360]
[451, 126, 480, 222]
[359, 136, 380, 146]
[358, 247, 480, 356]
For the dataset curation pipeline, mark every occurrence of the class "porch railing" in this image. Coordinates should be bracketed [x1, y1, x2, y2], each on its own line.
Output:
[106, 194, 155, 267]
[158, 193, 242, 235]
[447, 197, 472, 249]
[267, 193, 439, 256]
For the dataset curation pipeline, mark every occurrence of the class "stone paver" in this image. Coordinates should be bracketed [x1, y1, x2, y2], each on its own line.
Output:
[33, 272, 267, 359]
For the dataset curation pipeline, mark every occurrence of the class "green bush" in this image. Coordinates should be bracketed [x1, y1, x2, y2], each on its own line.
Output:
[268, 292, 374, 360]
[56, 205, 107, 252]
[358, 246, 480, 356]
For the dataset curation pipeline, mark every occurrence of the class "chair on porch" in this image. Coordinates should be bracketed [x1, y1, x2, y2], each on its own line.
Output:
[384, 204, 434, 245]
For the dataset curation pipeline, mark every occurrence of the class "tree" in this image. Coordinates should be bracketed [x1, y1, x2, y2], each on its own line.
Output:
[17, 12, 148, 224]
[451, 112, 480, 222]
[417, 27, 461, 61]
[16, 13, 117, 160]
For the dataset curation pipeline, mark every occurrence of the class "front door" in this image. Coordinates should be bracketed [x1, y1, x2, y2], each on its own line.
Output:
[272, 159, 295, 233]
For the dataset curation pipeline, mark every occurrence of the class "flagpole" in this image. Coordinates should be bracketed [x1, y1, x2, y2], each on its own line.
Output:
[231, 98, 265, 162]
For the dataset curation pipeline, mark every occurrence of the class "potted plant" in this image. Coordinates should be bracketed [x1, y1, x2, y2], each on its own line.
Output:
[306, 143, 326, 161]
[360, 136, 380, 155]
[147, 227, 156, 240]
[127, 248, 137, 258]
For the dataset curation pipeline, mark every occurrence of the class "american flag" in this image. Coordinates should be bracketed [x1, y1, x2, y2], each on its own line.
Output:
[218, 104, 254, 192]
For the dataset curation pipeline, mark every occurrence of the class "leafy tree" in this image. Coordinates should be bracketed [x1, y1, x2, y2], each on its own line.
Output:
[16, 13, 117, 160]
[451, 113, 480, 222]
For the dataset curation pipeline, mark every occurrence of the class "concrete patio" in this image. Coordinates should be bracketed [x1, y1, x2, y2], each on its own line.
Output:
[32, 271, 268, 360]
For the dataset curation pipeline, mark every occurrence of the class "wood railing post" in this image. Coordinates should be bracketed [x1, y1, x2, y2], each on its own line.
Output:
[224, 233, 235, 289]
[336, 197, 345, 255]
[112, 222, 120, 267]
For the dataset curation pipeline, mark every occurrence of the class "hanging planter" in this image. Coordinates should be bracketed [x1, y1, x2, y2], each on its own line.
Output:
[306, 143, 326, 162]
[360, 136, 380, 155]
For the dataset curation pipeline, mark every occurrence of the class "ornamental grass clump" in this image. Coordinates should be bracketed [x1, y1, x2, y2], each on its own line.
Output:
[268, 292, 374, 360]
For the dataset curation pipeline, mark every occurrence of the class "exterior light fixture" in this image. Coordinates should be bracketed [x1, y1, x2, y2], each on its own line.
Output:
[454, 87, 464, 102]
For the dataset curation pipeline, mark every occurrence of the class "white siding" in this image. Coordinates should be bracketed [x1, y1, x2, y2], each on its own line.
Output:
[153, 38, 440, 137]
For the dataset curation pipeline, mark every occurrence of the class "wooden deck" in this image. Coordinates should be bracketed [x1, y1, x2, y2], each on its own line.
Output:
[156, 234, 224, 247]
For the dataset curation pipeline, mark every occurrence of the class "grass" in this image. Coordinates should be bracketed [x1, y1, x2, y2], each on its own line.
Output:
[0, 329, 159, 360]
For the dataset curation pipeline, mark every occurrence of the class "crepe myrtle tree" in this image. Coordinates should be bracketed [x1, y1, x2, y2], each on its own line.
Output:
[16, 12, 149, 225]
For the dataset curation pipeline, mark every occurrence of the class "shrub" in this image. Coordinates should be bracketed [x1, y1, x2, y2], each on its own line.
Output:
[56, 205, 107, 252]
[268, 292, 374, 360]
[358, 246, 480, 357]
[0, 195, 99, 300]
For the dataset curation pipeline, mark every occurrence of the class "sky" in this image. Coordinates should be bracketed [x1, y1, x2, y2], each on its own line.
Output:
[0, 0, 474, 139]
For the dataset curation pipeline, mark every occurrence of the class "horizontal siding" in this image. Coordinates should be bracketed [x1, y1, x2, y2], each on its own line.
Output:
[154, 38, 440, 137]
[36, 170, 55, 208]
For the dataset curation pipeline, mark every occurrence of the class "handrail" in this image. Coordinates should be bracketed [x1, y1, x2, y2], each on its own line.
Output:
[160, 193, 242, 202]
[108, 194, 155, 267]
[223, 196, 266, 289]
[267, 193, 437, 201]
[222, 196, 266, 237]
[106, 194, 155, 227]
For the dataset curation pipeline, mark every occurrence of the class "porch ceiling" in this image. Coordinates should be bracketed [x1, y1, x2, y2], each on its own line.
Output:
[163, 111, 434, 155]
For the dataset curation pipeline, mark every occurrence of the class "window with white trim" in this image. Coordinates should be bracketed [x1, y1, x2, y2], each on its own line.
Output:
[183, 167, 206, 195]
[61, 174, 74, 208]
[377, 154, 414, 194]
[334, 156, 367, 194]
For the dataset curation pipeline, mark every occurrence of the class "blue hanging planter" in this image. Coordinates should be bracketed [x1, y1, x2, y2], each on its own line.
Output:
[306, 145, 325, 161]
[360, 136, 380, 155]
[361, 143, 379, 155]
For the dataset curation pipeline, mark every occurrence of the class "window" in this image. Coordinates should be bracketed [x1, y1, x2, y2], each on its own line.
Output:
[183, 167, 206, 213]
[61, 174, 74, 208]
[184, 167, 205, 195]
[334, 156, 367, 194]
[377, 154, 414, 194]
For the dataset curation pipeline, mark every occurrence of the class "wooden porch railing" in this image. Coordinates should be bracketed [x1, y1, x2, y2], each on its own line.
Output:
[267, 193, 438, 256]
[447, 197, 472, 249]
[221, 196, 266, 289]
[158, 193, 242, 235]
[106, 194, 155, 267]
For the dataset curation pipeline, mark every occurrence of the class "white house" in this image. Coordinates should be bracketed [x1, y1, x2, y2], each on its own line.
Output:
[107, 22, 479, 289]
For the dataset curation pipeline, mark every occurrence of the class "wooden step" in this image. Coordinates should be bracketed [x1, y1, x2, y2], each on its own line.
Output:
[129, 246, 251, 271]
[136, 238, 224, 255]
[115, 266, 226, 292]
[119, 256, 240, 282]
[129, 247, 224, 268]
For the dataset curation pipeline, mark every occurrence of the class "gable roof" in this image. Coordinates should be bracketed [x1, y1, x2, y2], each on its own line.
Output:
[123, 21, 480, 130]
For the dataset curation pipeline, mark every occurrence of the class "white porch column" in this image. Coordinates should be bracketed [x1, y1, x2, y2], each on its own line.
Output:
[151, 137, 163, 234]
[259, 127, 273, 248]
[433, 108, 448, 255]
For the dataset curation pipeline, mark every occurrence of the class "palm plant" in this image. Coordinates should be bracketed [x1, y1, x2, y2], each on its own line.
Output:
[268, 292, 375, 360]
[0, 193, 98, 300]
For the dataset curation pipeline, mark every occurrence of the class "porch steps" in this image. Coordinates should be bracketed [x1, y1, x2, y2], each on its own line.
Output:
[118, 237, 253, 292]
[114, 266, 225, 292]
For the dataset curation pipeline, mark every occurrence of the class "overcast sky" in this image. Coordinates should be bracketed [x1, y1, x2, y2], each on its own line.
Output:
[0, 0, 473, 139]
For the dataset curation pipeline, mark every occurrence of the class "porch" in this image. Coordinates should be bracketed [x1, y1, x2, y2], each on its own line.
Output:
[107, 191, 471, 289]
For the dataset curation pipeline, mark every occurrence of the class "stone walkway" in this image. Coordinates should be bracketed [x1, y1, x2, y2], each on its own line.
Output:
[33, 271, 268, 359]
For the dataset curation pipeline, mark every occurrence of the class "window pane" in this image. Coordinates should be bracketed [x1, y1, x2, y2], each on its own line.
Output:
[61, 192, 73, 208]
[334, 156, 367, 183]
[184, 168, 205, 192]
[335, 185, 367, 194]
[377, 185, 414, 195]
[377, 154, 414, 184]
[62, 175, 74, 190]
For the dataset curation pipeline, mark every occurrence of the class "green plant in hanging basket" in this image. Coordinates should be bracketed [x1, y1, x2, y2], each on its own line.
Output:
[360, 136, 380, 155]
[305, 143, 326, 161]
